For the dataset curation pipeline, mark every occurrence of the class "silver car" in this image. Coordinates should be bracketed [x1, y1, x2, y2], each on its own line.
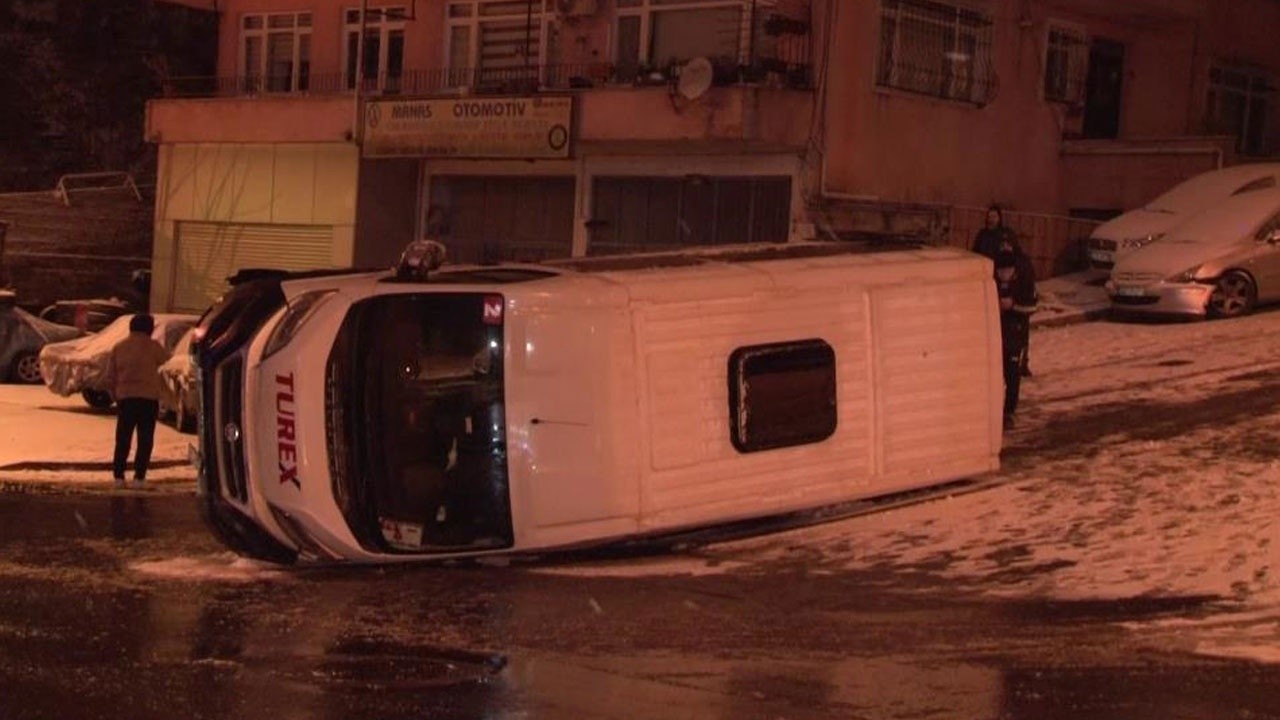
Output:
[1107, 187, 1280, 319]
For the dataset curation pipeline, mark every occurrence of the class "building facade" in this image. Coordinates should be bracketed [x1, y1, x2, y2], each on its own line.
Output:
[146, 0, 1280, 311]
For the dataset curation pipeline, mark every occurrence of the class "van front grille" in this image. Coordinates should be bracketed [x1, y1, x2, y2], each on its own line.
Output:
[215, 357, 248, 502]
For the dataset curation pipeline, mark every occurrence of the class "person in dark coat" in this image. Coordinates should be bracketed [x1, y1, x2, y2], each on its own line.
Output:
[106, 314, 169, 488]
[975, 205, 1034, 377]
[972, 205, 1013, 261]
[994, 239, 1037, 427]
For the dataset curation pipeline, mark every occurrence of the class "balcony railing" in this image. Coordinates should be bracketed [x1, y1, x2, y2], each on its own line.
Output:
[160, 58, 815, 100]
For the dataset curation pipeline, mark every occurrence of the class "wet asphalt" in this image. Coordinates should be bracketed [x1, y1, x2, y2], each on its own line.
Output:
[1, 487, 1278, 720]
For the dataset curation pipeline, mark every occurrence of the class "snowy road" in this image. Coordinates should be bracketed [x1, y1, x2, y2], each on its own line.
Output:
[547, 309, 1280, 665]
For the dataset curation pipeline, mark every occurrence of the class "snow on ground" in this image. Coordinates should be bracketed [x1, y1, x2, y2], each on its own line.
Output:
[540, 311, 1280, 663]
[0, 384, 194, 482]
[130, 553, 292, 583]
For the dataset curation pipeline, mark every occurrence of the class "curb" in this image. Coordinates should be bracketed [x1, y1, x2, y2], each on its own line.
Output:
[0, 459, 192, 472]
[1032, 306, 1110, 329]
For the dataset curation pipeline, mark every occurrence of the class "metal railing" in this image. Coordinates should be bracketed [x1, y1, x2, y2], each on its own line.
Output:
[160, 56, 814, 100]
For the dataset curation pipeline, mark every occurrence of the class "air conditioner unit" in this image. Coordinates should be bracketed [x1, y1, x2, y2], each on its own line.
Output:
[557, 0, 599, 18]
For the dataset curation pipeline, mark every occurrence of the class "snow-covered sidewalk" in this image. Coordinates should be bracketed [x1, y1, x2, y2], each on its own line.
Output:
[0, 385, 196, 488]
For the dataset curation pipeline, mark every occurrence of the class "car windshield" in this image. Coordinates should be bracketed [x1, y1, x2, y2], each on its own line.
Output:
[327, 293, 512, 554]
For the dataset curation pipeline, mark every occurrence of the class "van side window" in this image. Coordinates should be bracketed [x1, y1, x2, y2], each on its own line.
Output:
[728, 340, 837, 453]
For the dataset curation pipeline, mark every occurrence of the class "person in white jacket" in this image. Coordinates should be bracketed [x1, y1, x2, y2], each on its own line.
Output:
[107, 314, 168, 488]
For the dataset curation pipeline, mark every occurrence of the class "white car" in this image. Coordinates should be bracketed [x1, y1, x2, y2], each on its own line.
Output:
[1087, 163, 1280, 270]
[1107, 187, 1280, 318]
[39, 313, 199, 407]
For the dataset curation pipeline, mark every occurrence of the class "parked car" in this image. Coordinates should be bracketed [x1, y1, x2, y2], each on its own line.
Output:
[38, 297, 132, 332]
[39, 313, 200, 407]
[1107, 187, 1280, 319]
[159, 326, 198, 433]
[0, 290, 84, 384]
[1086, 163, 1280, 271]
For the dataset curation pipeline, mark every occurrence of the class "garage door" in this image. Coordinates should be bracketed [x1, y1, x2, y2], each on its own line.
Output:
[172, 222, 334, 312]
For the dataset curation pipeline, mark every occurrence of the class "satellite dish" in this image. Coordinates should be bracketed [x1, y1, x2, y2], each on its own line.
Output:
[676, 57, 714, 101]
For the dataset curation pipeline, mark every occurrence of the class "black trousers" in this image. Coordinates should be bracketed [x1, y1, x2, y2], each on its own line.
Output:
[114, 398, 159, 480]
[1001, 314, 1029, 417]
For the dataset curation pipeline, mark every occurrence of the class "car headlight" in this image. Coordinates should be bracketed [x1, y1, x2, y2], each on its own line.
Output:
[1166, 265, 1202, 284]
[1124, 232, 1165, 250]
[262, 290, 336, 360]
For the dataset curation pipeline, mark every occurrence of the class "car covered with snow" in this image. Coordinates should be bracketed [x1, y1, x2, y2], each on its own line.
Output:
[0, 290, 84, 384]
[1107, 187, 1280, 319]
[39, 312, 199, 407]
[192, 241, 1004, 565]
[38, 297, 132, 333]
[159, 326, 199, 433]
[1086, 163, 1280, 271]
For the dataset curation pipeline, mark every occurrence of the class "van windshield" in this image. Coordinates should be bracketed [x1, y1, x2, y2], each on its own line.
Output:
[326, 293, 512, 553]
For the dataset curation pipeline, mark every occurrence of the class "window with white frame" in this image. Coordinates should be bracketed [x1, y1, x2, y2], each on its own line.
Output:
[1207, 62, 1275, 156]
[615, 0, 750, 80]
[876, 0, 994, 105]
[344, 7, 408, 92]
[240, 11, 311, 93]
[1043, 22, 1086, 105]
[446, 0, 558, 88]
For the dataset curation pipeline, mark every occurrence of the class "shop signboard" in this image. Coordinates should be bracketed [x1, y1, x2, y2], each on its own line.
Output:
[362, 96, 573, 159]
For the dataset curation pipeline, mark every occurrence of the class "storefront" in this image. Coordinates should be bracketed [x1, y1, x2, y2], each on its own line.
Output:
[361, 95, 804, 266]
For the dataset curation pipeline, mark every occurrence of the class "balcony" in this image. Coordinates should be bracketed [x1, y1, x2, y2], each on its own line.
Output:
[147, 59, 816, 149]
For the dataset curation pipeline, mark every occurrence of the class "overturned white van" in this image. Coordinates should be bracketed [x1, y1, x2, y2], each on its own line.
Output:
[192, 242, 1003, 564]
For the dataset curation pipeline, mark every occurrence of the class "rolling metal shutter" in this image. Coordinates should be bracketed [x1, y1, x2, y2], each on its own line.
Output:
[172, 222, 334, 312]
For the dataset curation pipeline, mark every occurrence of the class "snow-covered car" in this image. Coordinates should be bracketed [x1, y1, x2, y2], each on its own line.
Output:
[192, 242, 1004, 565]
[39, 312, 199, 407]
[159, 326, 199, 433]
[38, 297, 131, 332]
[0, 290, 84, 384]
[1107, 186, 1280, 319]
[1086, 163, 1280, 271]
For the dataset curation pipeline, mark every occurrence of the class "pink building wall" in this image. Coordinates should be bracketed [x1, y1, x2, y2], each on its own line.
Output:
[821, 0, 1280, 217]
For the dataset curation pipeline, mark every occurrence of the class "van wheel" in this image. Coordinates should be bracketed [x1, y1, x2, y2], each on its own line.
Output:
[1208, 271, 1257, 319]
[9, 351, 42, 384]
[82, 389, 114, 409]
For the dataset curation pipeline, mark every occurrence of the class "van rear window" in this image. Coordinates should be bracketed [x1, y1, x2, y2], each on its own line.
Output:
[728, 339, 837, 453]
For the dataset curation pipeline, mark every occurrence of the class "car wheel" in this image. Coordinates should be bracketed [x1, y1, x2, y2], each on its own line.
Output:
[9, 351, 42, 384]
[81, 389, 114, 409]
[1208, 270, 1257, 319]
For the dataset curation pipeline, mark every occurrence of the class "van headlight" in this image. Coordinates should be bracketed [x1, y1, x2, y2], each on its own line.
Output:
[1166, 265, 1202, 284]
[262, 290, 336, 359]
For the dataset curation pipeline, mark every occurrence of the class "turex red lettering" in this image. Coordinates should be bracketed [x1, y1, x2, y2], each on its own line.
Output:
[276, 373, 300, 489]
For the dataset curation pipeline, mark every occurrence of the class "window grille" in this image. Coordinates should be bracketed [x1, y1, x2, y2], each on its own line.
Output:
[1206, 63, 1275, 156]
[1043, 24, 1087, 105]
[876, 0, 995, 105]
